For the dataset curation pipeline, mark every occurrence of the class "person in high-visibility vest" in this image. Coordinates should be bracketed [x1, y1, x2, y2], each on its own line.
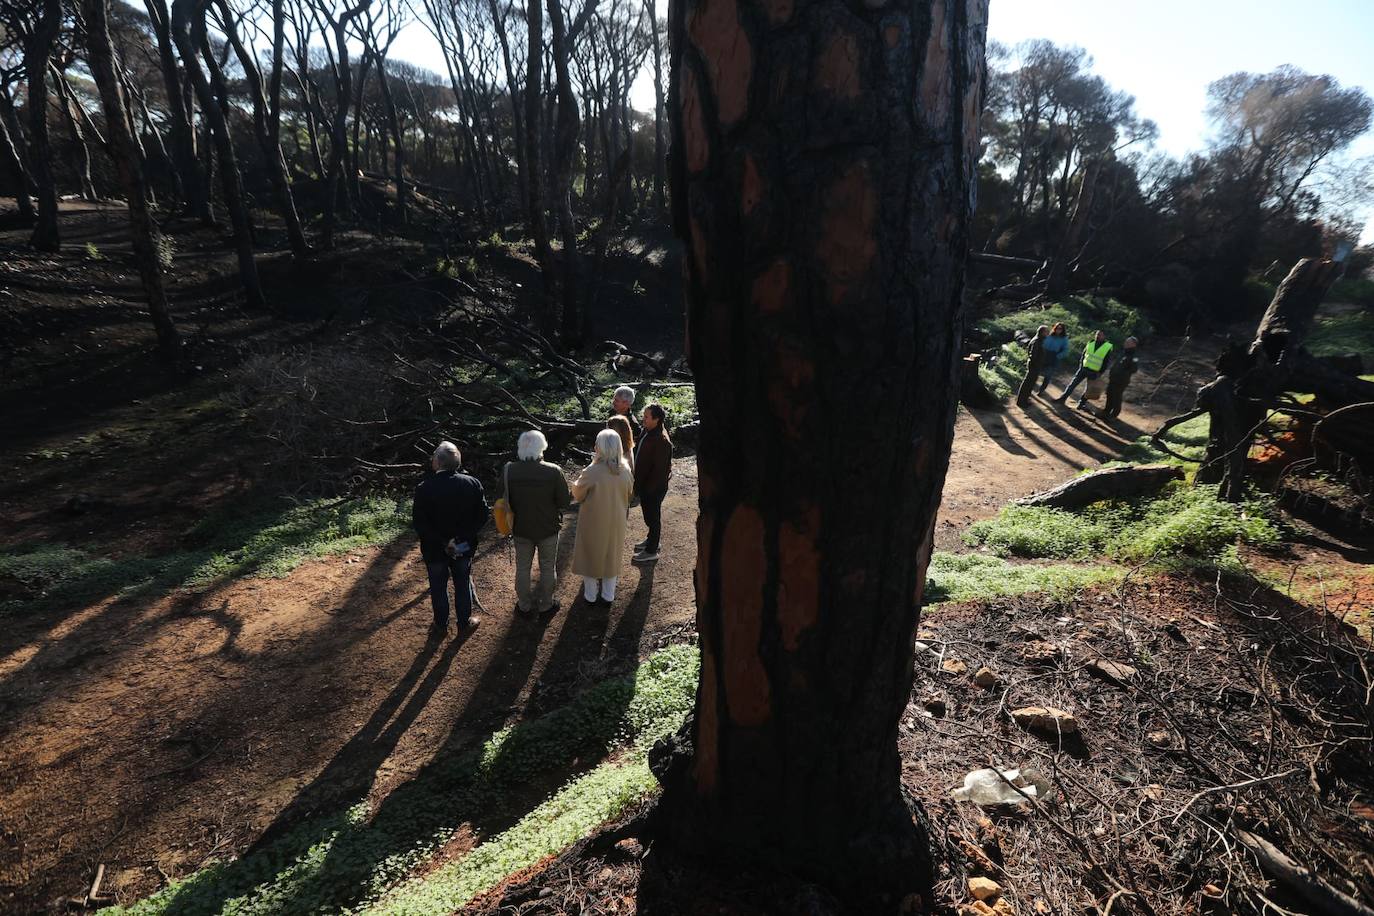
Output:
[1054, 330, 1114, 408]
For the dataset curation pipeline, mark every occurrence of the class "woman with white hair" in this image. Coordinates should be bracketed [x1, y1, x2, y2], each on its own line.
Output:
[570, 428, 635, 604]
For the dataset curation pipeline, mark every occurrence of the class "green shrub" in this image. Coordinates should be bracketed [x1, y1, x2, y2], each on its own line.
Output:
[1306, 310, 1374, 366]
[1330, 277, 1374, 308]
[1114, 413, 1210, 467]
[964, 481, 1281, 565]
[976, 296, 1151, 346]
[925, 552, 1119, 603]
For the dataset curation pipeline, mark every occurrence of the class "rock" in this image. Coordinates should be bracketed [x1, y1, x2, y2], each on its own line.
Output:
[974, 666, 1000, 688]
[1017, 641, 1063, 666]
[942, 657, 969, 675]
[968, 877, 1002, 901]
[614, 838, 645, 858]
[1011, 706, 1079, 736]
[1086, 658, 1137, 686]
[1202, 884, 1223, 898]
[1146, 730, 1171, 748]
[961, 902, 997, 916]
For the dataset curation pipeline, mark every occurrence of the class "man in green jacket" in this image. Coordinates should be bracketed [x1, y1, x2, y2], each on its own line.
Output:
[1055, 329, 1114, 409]
[505, 430, 572, 615]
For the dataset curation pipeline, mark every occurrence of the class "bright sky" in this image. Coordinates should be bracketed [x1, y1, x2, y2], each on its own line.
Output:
[390, 0, 1374, 239]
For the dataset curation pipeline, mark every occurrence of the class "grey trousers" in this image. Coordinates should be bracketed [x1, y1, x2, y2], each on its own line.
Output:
[515, 534, 559, 611]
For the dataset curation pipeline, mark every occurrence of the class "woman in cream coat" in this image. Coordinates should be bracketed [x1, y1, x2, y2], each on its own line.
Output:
[571, 429, 635, 603]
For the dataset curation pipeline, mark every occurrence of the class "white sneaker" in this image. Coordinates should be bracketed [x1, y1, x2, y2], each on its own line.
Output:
[633, 539, 649, 552]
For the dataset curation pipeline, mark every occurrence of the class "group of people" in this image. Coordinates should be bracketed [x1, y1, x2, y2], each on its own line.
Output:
[410, 386, 673, 637]
[1016, 322, 1140, 418]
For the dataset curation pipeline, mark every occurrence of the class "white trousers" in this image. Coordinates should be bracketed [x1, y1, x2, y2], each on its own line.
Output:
[582, 576, 618, 601]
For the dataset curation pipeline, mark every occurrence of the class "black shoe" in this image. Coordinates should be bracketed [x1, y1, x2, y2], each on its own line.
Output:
[633, 539, 649, 552]
[460, 616, 481, 634]
[597, 597, 614, 607]
[427, 621, 447, 641]
[633, 550, 660, 564]
[540, 601, 561, 616]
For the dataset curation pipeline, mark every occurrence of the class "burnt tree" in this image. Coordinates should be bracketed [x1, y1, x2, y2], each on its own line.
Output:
[651, 0, 989, 903]
[1154, 258, 1374, 500]
[81, 0, 181, 362]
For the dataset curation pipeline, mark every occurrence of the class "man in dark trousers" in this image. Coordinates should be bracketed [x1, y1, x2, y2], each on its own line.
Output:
[413, 441, 488, 638]
[1101, 336, 1140, 419]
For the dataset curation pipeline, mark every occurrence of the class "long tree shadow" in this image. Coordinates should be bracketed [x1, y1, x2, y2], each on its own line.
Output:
[1020, 401, 1121, 464]
[968, 408, 1037, 458]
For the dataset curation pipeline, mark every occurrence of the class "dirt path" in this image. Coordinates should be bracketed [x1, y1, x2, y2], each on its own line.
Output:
[0, 464, 700, 910]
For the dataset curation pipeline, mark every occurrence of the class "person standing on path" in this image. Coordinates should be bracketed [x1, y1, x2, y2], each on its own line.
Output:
[1016, 325, 1050, 407]
[611, 385, 642, 440]
[1039, 322, 1070, 393]
[1055, 329, 1114, 409]
[571, 429, 635, 605]
[632, 404, 672, 563]
[412, 442, 487, 638]
[504, 430, 572, 616]
[607, 415, 636, 474]
[1101, 336, 1140, 419]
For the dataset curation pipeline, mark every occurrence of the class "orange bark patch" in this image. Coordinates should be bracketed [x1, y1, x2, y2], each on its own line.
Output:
[778, 507, 820, 650]
[740, 153, 763, 217]
[751, 258, 791, 315]
[814, 30, 862, 100]
[815, 163, 878, 306]
[721, 504, 771, 726]
[681, 66, 710, 173]
[767, 339, 814, 440]
[689, 0, 753, 127]
[919, 0, 950, 128]
[692, 646, 720, 796]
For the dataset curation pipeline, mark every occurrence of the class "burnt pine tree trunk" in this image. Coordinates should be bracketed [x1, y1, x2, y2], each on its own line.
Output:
[170, 0, 267, 311]
[81, 0, 181, 362]
[546, 0, 581, 347]
[145, 0, 214, 223]
[24, 0, 63, 251]
[523, 0, 556, 335]
[651, 0, 988, 903]
[646, 0, 665, 213]
[0, 87, 37, 224]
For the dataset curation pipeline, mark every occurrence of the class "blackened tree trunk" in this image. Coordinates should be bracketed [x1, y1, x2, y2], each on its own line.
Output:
[487, 0, 525, 203]
[371, 50, 407, 225]
[52, 70, 100, 201]
[0, 87, 37, 224]
[1045, 156, 1100, 295]
[82, 0, 181, 362]
[145, 0, 213, 223]
[523, 0, 556, 334]
[24, 0, 63, 251]
[214, 0, 309, 256]
[546, 0, 581, 347]
[651, 0, 989, 903]
[320, 0, 373, 249]
[171, 0, 267, 310]
[646, 0, 665, 213]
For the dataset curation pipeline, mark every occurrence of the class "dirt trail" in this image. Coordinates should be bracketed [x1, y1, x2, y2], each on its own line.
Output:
[0, 323, 1231, 909]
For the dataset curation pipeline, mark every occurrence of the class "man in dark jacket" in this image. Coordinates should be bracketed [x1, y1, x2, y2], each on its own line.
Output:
[1016, 325, 1049, 407]
[1101, 336, 1140, 419]
[505, 430, 572, 615]
[413, 441, 488, 637]
[632, 404, 672, 564]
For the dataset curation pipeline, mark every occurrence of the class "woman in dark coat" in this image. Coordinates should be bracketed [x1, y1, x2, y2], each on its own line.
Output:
[632, 404, 672, 563]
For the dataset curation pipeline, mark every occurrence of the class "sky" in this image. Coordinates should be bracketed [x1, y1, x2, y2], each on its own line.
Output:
[389, 0, 1374, 239]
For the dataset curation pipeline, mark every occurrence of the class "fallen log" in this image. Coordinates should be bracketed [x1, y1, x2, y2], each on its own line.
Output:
[1234, 828, 1374, 916]
[1017, 464, 1184, 510]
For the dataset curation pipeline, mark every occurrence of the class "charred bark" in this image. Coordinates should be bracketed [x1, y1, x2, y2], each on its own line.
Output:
[145, 0, 213, 223]
[171, 0, 267, 310]
[1019, 464, 1185, 510]
[546, 0, 582, 348]
[523, 0, 555, 333]
[0, 87, 36, 224]
[81, 0, 181, 363]
[24, 0, 63, 251]
[653, 0, 989, 903]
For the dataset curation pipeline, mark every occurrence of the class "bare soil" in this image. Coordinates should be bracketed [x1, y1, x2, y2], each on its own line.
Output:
[3, 203, 1369, 912]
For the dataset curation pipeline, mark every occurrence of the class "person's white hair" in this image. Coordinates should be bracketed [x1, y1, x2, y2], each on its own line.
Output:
[1125, 336, 1138, 346]
[518, 429, 548, 461]
[594, 428, 626, 472]
[433, 441, 461, 471]
[613, 385, 635, 405]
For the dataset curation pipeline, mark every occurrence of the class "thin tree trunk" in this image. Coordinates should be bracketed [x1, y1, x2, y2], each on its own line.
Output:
[651, 0, 989, 904]
[545, 0, 580, 346]
[171, 0, 267, 310]
[1045, 156, 1100, 295]
[372, 51, 407, 224]
[82, 0, 181, 362]
[24, 0, 63, 251]
[647, 0, 665, 213]
[0, 87, 37, 224]
[52, 71, 99, 201]
[145, 0, 213, 223]
[321, 0, 373, 248]
[523, 0, 555, 333]
[214, 0, 308, 256]
[487, 0, 525, 203]
[349, 52, 373, 210]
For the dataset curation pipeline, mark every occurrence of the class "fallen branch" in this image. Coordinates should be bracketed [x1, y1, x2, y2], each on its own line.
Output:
[1234, 828, 1374, 916]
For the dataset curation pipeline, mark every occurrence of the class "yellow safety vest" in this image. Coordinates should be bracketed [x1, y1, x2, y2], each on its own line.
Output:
[1082, 340, 1113, 372]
